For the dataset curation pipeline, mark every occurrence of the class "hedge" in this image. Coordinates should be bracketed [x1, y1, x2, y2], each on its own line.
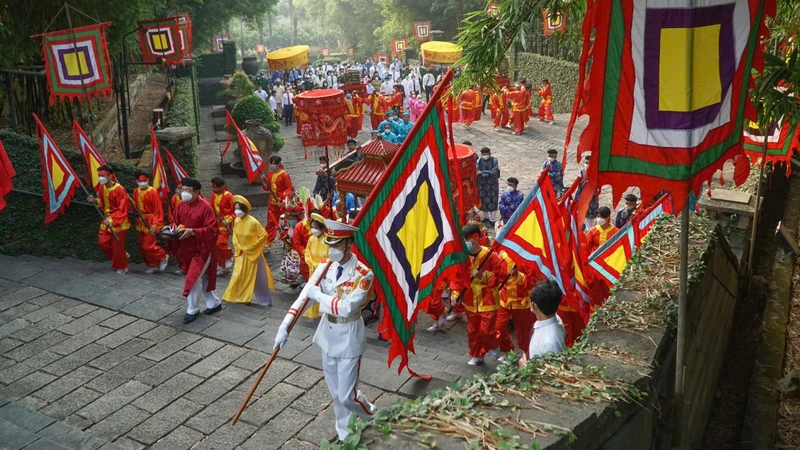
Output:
[516, 53, 579, 115]
[0, 130, 146, 262]
[165, 77, 199, 178]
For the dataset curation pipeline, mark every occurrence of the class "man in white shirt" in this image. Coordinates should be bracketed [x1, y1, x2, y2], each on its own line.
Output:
[254, 87, 268, 102]
[522, 280, 566, 363]
[282, 90, 295, 126]
[422, 70, 436, 101]
[275, 84, 286, 119]
[268, 90, 278, 117]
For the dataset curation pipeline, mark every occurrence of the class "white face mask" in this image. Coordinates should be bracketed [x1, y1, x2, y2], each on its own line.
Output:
[180, 191, 193, 202]
[482, 155, 490, 161]
[311, 228, 322, 237]
[320, 164, 326, 170]
[506, 186, 515, 193]
[98, 176, 109, 185]
[269, 164, 277, 171]
[584, 163, 589, 169]
[548, 157, 556, 163]
[137, 182, 149, 189]
[234, 209, 245, 218]
[328, 247, 345, 262]
[596, 217, 607, 226]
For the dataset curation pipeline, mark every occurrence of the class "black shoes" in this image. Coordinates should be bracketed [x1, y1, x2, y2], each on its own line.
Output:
[183, 313, 198, 324]
[204, 304, 222, 315]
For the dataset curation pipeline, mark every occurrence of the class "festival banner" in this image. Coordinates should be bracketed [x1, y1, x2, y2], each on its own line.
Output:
[73, 120, 108, 190]
[542, 9, 567, 35]
[150, 126, 170, 200]
[163, 147, 190, 185]
[559, 180, 591, 312]
[177, 12, 193, 59]
[137, 17, 183, 65]
[33, 114, 81, 225]
[213, 33, 231, 53]
[635, 193, 673, 246]
[743, 117, 800, 172]
[373, 53, 389, 63]
[390, 39, 408, 57]
[232, 120, 265, 183]
[255, 44, 267, 56]
[0, 138, 15, 212]
[35, 23, 113, 106]
[587, 221, 636, 288]
[494, 170, 585, 318]
[321, 48, 331, 57]
[487, 3, 500, 18]
[411, 21, 432, 42]
[572, 0, 775, 214]
[347, 48, 356, 60]
[353, 71, 468, 378]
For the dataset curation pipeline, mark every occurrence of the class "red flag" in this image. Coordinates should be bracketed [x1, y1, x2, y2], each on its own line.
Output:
[634, 193, 673, 247]
[73, 121, 109, 190]
[232, 121, 265, 183]
[34, 114, 82, 225]
[163, 147, 190, 185]
[0, 138, 16, 212]
[151, 126, 170, 199]
[221, 111, 234, 157]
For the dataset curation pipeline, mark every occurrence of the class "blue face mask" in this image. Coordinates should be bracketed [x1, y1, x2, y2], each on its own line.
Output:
[288, 220, 297, 227]
[465, 241, 473, 251]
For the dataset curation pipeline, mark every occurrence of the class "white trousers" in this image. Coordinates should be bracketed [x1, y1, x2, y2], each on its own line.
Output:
[321, 353, 376, 440]
[186, 273, 221, 315]
[483, 210, 497, 221]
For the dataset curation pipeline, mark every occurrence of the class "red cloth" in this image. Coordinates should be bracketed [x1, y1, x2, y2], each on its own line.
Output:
[586, 225, 618, 254]
[466, 310, 498, 358]
[497, 307, 535, 356]
[538, 102, 554, 122]
[507, 89, 528, 133]
[138, 231, 166, 268]
[460, 90, 477, 126]
[132, 187, 167, 268]
[293, 220, 312, 281]
[211, 190, 234, 267]
[172, 198, 218, 296]
[99, 229, 128, 271]
[558, 308, 585, 348]
[386, 92, 403, 114]
[0, 139, 15, 212]
[266, 204, 280, 244]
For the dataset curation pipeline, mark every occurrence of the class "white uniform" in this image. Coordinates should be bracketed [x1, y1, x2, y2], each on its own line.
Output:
[279, 255, 376, 440]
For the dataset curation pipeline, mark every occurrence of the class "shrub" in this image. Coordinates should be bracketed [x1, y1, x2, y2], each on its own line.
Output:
[0, 130, 145, 261]
[231, 71, 255, 97]
[165, 77, 200, 176]
[231, 95, 284, 152]
[217, 89, 237, 102]
[516, 53, 579, 115]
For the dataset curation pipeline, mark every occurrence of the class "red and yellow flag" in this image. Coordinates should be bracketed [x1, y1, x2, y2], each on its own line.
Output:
[163, 147, 190, 186]
[34, 114, 82, 225]
[73, 121, 108, 190]
[150, 126, 170, 199]
[0, 138, 15, 212]
[231, 120, 265, 184]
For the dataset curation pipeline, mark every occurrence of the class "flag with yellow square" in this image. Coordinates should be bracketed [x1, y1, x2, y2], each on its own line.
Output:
[138, 17, 183, 65]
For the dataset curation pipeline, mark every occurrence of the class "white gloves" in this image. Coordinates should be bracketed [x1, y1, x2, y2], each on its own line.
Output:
[306, 285, 322, 301]
[273, 324, 288, 351]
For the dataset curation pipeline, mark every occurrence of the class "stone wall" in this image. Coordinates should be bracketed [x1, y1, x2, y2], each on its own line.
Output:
[89, 74, 147, 151]
[356, 215, 743, 450]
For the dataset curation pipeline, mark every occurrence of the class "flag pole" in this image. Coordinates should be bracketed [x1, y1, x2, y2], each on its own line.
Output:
[747, 136, 769, 279]
[673, 201, 689, 447]
[64, 2, 91, 128]
[79, 183, 119, 241]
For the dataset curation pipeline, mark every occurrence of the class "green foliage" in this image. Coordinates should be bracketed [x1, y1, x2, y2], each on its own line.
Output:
[164, 77, 199, 177]
[515, 53, 579, 114]
[231, 71, 256, 97]
[217, 89, 237, 102]
[196, 54, 229, 79]
[0, 130, 145, 262]
[231, 95, 284, 152]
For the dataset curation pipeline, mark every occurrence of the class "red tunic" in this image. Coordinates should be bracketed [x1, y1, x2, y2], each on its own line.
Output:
[386, 92, 403, 114]
[172, 198, 218, 296]
[263, 169, 294, 206]
[132, 186, 164, 232]
[96, 183, 130, 233]
[586, 224, 618, 254]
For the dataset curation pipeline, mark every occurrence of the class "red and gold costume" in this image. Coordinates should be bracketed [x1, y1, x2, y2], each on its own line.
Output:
[472, 88, 482, 121]
[210, 188, 235, 268]
[354, 94, 366, 133]
[508, 88, 529, 134]
[558, 303, 586, 348]
[133, 185, 166, 268]
[497, 253, 537, 357]
[585, 223, 618, 315]
[537, 82, 554, 122]
[490, 90, 509, 129]
[345, 96, 364, 138]
[367, 93, 386, 130]
[386, 91, 404, 115]
[172, 198, 218, 296]
[293, 218, 313, 281]
[459, 89, 477, 126]
[450, 246, 506, 358]
[585, 224, 618, 254]
[96, 183, 130, 271]
[262, 166, 294, 244]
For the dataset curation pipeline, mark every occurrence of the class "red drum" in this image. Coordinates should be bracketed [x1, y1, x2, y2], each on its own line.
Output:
[448, 144, 479, 222]
[295, 89, 348, 151]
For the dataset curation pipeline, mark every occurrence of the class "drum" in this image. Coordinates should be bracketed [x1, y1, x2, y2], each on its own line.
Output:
[448, 144, 479, 222]
[295, 89, 348, 157]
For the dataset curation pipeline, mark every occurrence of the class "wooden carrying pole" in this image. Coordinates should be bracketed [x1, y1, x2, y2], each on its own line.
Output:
[446, 247, 495, 315]
[231, 261, 333, 425]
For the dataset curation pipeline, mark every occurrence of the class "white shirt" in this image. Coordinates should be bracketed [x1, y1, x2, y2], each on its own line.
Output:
[423, 73, 435, 87]
[381, 81, 393, 95]
[283, 92, 294, 106]
[276, 86, 286, 105]
[268, 96, 277, 110]
[528, 316, 566, 358]
[254, 89, 268, 102]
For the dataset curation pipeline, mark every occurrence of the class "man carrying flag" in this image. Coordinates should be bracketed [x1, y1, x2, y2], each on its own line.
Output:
[87, 165, 130, 274]
[133, 172, 169, 274]
[273, 218, 376, 442]
[210, 177, 235, 275]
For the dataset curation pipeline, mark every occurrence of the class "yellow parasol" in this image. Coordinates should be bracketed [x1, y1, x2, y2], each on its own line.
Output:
[420, 41, 463, 67]
[267, 45, 310, 71]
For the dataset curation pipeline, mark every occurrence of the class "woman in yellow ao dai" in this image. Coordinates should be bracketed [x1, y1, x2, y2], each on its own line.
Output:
[302, 212, 329, 320]
[223, 195, 275, 305]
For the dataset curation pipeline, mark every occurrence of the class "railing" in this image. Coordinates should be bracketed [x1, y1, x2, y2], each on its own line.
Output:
[519, 30, 583, 64]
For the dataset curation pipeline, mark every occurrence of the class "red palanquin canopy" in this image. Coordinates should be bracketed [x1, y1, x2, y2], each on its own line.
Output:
[333, 137, 400, 197]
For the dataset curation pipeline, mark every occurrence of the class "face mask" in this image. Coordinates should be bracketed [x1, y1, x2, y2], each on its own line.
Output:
[311, 228, 322, 237]
[482, 155, 490, 161]
[465, 241, 473, 251]
[548, 157, 556, 163]
[328, 247, 345, 262]
[234, 209, 245, 218]
[98, 176, 109, 185]
[180, 191, 193, 202]
[138, 182, 149, 189]
[584, 163, 589, 169]
[288, 220, 297, 227]
[626, 204, 636, 211]
[320, 164, 326, 170]
[506, 186, 515, 193]
[596, 218, 607, 226]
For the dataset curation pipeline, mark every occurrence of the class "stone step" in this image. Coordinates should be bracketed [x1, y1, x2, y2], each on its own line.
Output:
[214, 117, 227, 132]
[215, 131, 228, 143]
[211, 105, 227, 118]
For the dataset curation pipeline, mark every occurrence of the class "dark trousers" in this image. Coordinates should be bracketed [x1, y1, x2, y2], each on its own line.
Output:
[482, 94, 490, 114]
[425, 85, 434, 101]
[283, 104, 294, 126]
